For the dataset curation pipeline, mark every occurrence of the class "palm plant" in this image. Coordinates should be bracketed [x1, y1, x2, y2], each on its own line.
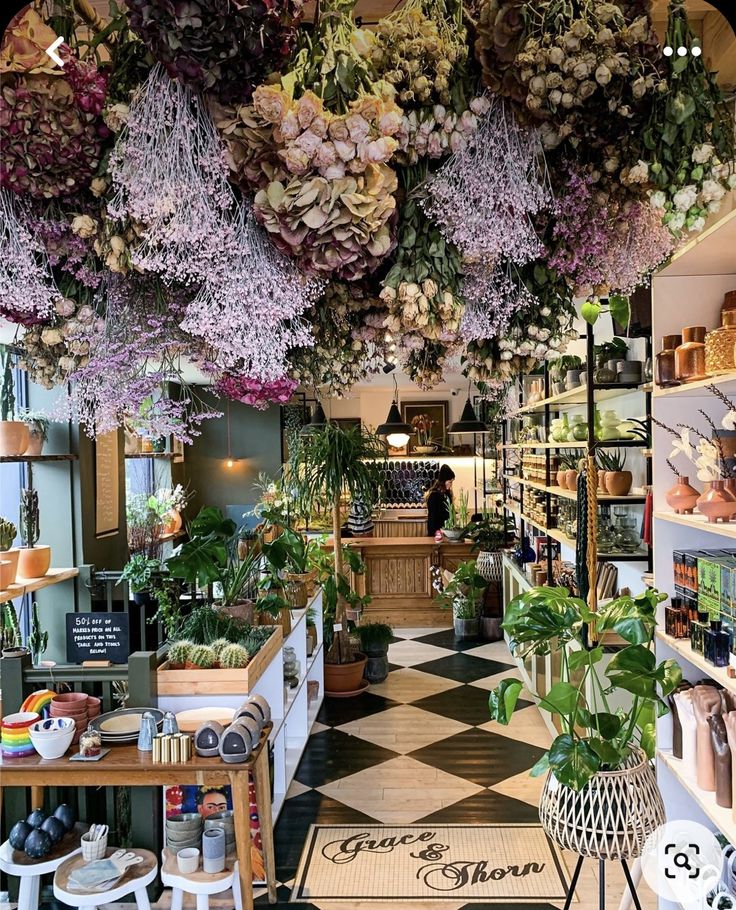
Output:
[290, 423, 384, 663]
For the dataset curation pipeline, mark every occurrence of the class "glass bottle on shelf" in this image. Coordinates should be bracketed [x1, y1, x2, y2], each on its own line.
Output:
[704, 621, 731, 668]
[655, 334, 682, 387]
[675, 326, 708, 382]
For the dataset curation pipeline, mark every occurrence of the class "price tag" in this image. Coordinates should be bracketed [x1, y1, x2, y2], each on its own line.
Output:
[334, 623, 343, 632]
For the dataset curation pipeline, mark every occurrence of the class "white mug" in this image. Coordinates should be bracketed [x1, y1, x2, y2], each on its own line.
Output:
[176, 847, 200, 874]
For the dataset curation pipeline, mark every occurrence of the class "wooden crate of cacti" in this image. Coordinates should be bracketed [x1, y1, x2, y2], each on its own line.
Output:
[156, 625, 283, 695]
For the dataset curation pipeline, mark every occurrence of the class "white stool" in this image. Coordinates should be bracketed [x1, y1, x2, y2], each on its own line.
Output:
[53, 847, 157, 910]
[160, 848, 243, 910]
[0, 830, 83, 910]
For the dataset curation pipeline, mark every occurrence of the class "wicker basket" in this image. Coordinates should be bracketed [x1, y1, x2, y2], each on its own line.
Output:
[539, 748, 664, 860]
[476, 550, 502, 582]
[286, 570, 318, 608]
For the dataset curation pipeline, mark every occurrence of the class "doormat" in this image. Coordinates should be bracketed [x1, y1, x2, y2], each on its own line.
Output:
[291, 824, 573, 903]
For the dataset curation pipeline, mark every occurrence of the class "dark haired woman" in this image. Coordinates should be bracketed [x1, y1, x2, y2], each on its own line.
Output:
[426, 464, 456, 536]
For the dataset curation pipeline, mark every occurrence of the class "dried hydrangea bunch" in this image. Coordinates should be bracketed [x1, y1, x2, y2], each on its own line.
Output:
[423, 95, 550, 266]
[213, 374, 298, 411]
[28, 211, 101, 292]
[0, 189, 60, 325]
[289, 281, 387, 396]
[460, 262, 536, 341]
[108, 66, 234, 285]
[182, 205, 321, 381]
[17, 296, 99, 388]
[126, 0, 301, 104]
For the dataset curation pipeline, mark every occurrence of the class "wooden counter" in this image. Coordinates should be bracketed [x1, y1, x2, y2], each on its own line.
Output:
[342, 537, 476, 626]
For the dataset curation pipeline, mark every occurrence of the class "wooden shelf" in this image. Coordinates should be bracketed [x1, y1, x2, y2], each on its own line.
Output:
[654, 510, 736, 539]
[652, 372, 736, 398]
[509, 382, 648, 417]
[0, 454, 77, 463]
[506, 475, 646, 503]
[656, 630, 736, 695]
[658, 749, 736, 842]
[502, 440, 646, 450]
[125, 452, 176, 459]
[0, 567, 79, 600]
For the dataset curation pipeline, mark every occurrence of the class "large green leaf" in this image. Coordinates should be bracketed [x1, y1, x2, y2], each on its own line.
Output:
[581, 299, 602, 325]
[588, 712, 621, 739]
[588, 737, 623, 766]
[548, 734, 600, 790]
[608, 295, 630, 330]
[488, 679, 523, 725]
[539, 681, 580, 715]
[568, 646, 602, 671]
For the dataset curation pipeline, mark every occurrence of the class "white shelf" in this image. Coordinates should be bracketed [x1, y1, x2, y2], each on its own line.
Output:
[656, 631, 735, 695]
[657, 208, 736, 277]
[658, 749, 736, 843]
[509, 382, 648, 417]
[653, 372, 736, 399]
[654, 510, 736, 539]
[272, 641, 324, 740]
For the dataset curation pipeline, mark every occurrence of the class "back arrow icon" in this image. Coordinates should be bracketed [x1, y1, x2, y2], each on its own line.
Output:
[45, 37, 65, 67]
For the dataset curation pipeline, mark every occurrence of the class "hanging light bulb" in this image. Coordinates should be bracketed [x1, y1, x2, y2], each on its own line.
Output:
[377, 375, 412, 447]
[449, 383, 488, 434]
[224, 401, 237, 466]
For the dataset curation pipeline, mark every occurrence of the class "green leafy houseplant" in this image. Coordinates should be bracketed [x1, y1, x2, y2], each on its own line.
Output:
[489, 587, 681, 791]
[310, 542, 370, 650]
[126, 491, 168, 560]
[290, 423, 384, 664]
[549, 355, 582, 382]
[468, 512, 509, 553]
[597, 449, 626, 474]
[435, 561, 487, 620]
[355, 622, 393, 653]
[119, 554, 162, 594]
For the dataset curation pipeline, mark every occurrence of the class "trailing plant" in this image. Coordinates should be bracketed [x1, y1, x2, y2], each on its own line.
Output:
[0, 517, 16, 551]
[1, 600, 21, 650]
[489, 587, 681, 790]
[597, 448, 626, 473]
[19, 488, 40, 548]
[355, 622, 393, 652]
[219, 643, 250, 669]
[187, 644, 216, 669]
[28, 602, 48, 663]
[119, 554, 162, 594]
[147, 580, 184, 641]
[435, 560, 487, 619]
[167, 640, 192, 666]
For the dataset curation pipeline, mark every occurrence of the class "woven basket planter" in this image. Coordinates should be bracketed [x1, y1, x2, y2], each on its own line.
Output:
[286, 570, 318, 608]
[476, 550, 502, 582]
[539, 749, 664, 861]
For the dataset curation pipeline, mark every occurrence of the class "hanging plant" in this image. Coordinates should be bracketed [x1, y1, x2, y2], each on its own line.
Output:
[213, 374, 298, 411]
[17, 296, 98, 388]
[460, 260, 536, 341]
[125, 0, 301, 104]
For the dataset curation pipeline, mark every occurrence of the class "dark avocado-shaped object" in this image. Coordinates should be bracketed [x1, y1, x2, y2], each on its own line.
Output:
[9, 820, 32, 850]
[40, 816, 66, 845]
[52, 804, 77, 833]
[24, 828, 52, 859]
[26, 808, 46, 829]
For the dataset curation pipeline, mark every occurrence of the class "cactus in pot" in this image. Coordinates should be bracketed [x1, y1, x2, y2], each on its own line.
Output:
[0, 347, 30, 457]
[210, 638, 231, 659]
[18, 488, 51, 579]
[167, 640, 192, 668]
[219, 643, 250, 669]
[187, 644, 216, 669]
[0, 517, 19, 588]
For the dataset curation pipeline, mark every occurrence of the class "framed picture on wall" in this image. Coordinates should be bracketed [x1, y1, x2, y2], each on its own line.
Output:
[400, 401, 449, 454]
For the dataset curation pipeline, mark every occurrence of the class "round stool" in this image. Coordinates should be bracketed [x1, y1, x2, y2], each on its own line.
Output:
[0, 824, 85, 910]
[160, 848, 243, 910]
[53, 848, 157, 910]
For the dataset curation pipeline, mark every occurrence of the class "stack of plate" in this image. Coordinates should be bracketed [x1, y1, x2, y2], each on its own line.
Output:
[89, 708, 164, 745]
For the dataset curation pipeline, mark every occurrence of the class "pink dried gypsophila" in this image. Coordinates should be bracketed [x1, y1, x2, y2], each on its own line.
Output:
[460, 263, 537, 341]
[422, 95, 550, 266]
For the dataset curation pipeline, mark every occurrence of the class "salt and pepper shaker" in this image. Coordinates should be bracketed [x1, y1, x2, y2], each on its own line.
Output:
[137, 712, 157, 752]
[162, 711, 179, 735]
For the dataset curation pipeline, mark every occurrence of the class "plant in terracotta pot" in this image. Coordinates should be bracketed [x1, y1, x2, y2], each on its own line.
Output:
[19, 411, 49, 456]
[18, 488, 50, 579]
[0, 517, 19, 588]
[490, 586, 680, 865]
[356, 622, 393, 684]
[597, 449, 632, 496]
[262, 528, 320, 609]
[434, 561, 487, 641]
[0, 348, 29, 458]
[155, 484, 190, 537]
[290, 423, 383, 692]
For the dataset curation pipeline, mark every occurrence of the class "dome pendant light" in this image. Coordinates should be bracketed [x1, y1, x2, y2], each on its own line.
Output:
[377, 376, 412, 448]
[300, 400, 327, 435]
[449, 385, 488, 434]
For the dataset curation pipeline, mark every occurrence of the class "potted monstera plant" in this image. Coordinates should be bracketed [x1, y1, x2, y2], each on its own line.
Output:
[435, 561, 487, 640]
[489, 586, 680, 862]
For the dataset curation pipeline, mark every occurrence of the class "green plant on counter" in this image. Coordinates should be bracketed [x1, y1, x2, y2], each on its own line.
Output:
[20, 411, 50, 442]
[435, 560, 487, 619]
[489, 587, 681, 791]
[467, 510, 509, 552]
[355, 622, 393, 653]
[219, 642, 250, 669]
[597, 448, 626, 473]
[1, 600, 21, 650]
[446, 490, 470, 533]
[28, 602, 48, 664]
[0, 517, 17, 551]
[120, 554, 162, 594]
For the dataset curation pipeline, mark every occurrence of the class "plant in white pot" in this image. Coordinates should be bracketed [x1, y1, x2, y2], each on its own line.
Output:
[18, 488, 51, 579]
[467, 511, 509, 641]
[434, 561, 487, 640]
[442, 491, 470, 542]
[0, 348, 29, 457]
[489, 586, 681, 900]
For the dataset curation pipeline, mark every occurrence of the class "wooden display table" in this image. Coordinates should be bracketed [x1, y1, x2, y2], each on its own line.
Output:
[0, 727, 276, 910]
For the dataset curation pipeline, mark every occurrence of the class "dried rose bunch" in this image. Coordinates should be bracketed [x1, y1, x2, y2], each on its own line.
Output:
[214, 374, 298, 411]
[18, 297, 100, 388]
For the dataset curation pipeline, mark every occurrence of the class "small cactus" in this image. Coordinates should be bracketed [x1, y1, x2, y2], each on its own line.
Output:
[28, 602, 47, 663]
[167, 640, 192, 666]
[210, 638, 231, 658]
[188, 644, 216, 669]
[219, 643, 250, 669]
[0, 517, 16, 551]
[19, 488, 39, 548]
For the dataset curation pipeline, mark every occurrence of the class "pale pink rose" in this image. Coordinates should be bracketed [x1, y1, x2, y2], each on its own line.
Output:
[323, 161, 346, 179]
[365, 136, 395, 163]
[328, 117, 351, 141]
[378, 109, 402, 136]
[313, 141, 338, 169]
[418, 117, 435, 137]
[449, 131, 467, 153]
[470, 95, 491, 116]
[295, 91, 322, 129]
[458, 110, 477, 132]
[427, 132, 443, 158]
[334, 139, 356, 162]
[310, 114, 329, 138]
[345, 113, 370, 142]
[294, 130, 324, 156]
[281, 147, 311, 175]
[253, 85, 291, 124]
[280, 110, 301, 140]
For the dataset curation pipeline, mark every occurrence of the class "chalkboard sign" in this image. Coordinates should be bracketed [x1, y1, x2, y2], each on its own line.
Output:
[66, 613, 129, 664]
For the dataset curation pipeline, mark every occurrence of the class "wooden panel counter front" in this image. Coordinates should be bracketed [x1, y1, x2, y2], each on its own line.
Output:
[337, 537, 476, 626]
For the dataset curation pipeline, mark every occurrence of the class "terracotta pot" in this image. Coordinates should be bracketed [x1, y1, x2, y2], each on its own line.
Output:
[565, 470, 578, 491]
[598, 471, 608, 494]
[697, 480, 736, 524]
[606, 471, 633, 497]
[17, 545, 51, 579]
[556, 469, 567, 490]
[0, 421, 29, 457]
[666, 476, 699, 515]
[0, 560, 14, 590]
[24, 432, 44, 456]
[0, 548, 19, 585]
[237, 538, 260, 561]
[324, 652, 367, 695]
[162, 509, 182, 536]
[218, 600, 254, 624]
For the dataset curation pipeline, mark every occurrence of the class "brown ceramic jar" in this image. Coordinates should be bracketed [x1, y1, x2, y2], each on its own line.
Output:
[556, 469, 567, 490]
[697, 479, 736, 524]
[665, 476, 699, 514]
[655, 334, 681, 387]
[675, 326, 708, 382]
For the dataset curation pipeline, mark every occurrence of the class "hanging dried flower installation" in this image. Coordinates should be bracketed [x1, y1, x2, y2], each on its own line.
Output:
[460, 261, 536, 341]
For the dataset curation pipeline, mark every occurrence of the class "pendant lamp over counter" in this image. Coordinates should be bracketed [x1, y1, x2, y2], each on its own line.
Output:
[449, 387, 488, 435]
[300, 401, 327, 435]
[377, 376, 412, 448]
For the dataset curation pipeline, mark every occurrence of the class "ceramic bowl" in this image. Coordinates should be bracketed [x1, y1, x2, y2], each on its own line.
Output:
[2, 711, 40, 729]
[29, 717, 75, 737]
[30, 723, 75, 758]
[52, 692, 88, 706]
[167, 813, 202, 833]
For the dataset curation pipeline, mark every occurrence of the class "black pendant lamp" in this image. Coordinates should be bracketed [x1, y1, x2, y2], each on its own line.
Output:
[377, 376, 412, 448]
[300, 401, 327, 435]
[449, 386, 488, 434]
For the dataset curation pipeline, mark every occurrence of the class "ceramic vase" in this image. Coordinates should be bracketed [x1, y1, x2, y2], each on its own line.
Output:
[598, 471, 608, 494]
[17, 545, 51, 579]
[556, 469, 567, 490]
[0, 421, 29, 457]
[697, 480, 736, 524]
[565, 470, 578, 491]
[725, 478, 736, 519]
[665, 476, 699, 514]
[606, 471, 633, 497]
[675, 326, 708, 382]
[202, 828, 226, 873]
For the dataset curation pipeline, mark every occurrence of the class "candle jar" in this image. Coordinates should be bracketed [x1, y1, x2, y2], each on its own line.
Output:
[655, 335, 681, 387]
[79, 729, 102, 757]
[705, 311, 736, 374]
[690, 611, 710, 654]
[704, 621, 731, 668]
[675, 326, 708, 382]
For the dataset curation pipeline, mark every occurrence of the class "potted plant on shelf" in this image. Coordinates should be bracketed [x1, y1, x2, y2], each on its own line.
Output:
[1, 600, 26, 657]
[435, 561, 488, 640]
[19, 411, 50, 456]
[489, 586, 680, 863]
[262, 527, 319, 609]
[557, 451, 581, 490]
[356, 622, 393, 683]
[410, 413, 436, 454]
[443, 490, 470, 541]
[18, 488, 50, 578]
[0, 347, 29, 458]
[550, 355, 583, 393]
[0, 517, 19, 588]
[597, 449, 633, 496]
[28, 602, 48, 667]
[119, 553, 164, 606]
[155, 484, 190, 536]
[290, 423, 383, 694]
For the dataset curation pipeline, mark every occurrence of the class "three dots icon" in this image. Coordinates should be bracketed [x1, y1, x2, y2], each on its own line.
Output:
[663, 44, 703, 56]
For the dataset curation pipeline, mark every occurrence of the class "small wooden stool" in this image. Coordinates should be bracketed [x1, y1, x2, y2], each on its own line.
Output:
[53, 847, 157, 910]
[160, 848, 243, 910]
[0, 825, 85, 910]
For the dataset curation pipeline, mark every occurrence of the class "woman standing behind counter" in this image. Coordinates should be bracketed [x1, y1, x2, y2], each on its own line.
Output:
[426, 465, 455, 536]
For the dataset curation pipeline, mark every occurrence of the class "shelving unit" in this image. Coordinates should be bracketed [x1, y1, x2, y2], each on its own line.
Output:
[0, 454, 77, 463]
[651, 207, 736, 910]
[508, 382, 648, 417]
[0, 567, 79, 601]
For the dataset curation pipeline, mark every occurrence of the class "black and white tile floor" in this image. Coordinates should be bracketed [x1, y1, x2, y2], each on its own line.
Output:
[252, 627, 657, 910]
